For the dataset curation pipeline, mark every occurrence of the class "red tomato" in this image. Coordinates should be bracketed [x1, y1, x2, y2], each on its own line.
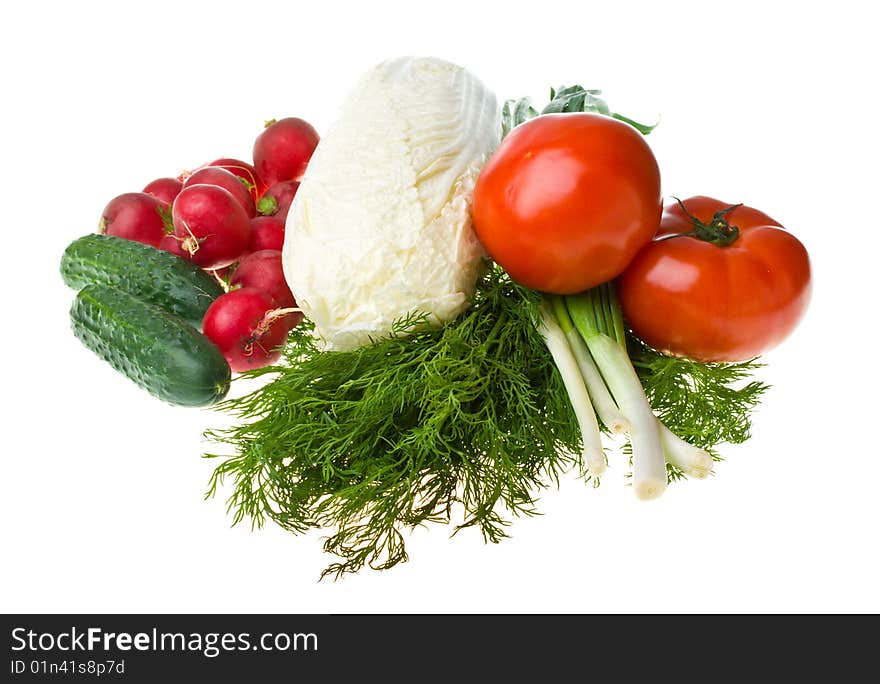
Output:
[617, 196, 811, 362]
[472, 113, 662, 294]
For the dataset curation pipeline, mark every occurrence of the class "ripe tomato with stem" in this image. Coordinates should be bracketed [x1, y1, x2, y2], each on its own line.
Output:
[617, 196, 811, 362]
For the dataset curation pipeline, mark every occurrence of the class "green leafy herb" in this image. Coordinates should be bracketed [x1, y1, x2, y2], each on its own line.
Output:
[503, 86, 657, 135]
[627, 333, 769, 452]
[544, 86, 612, 115]
[501, 97, 537, 137]
[545, 86, 658, 134]
[205, 266, 582, 578]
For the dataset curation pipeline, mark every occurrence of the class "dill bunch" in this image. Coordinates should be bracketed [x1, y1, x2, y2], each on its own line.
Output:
[205, 266, 582, 579]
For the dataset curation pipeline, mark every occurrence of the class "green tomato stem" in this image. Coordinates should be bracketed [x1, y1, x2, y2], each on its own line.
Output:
[673, 197, 742, 247]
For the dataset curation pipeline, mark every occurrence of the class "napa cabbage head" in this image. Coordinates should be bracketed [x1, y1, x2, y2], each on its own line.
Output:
[282, 57, 501, 350]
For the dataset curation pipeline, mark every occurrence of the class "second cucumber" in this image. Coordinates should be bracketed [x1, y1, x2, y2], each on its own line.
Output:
[70, 285, 231, 407]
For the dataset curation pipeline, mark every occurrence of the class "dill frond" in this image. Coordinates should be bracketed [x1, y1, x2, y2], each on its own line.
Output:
[626, 333, 769, 454]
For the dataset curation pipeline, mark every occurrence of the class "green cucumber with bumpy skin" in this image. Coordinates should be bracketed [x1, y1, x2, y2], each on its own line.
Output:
[60, 234, 223, 327]
[70, 284, 231, 407]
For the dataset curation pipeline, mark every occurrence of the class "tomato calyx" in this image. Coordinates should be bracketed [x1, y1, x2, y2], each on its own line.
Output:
[672, 197, 742, 247]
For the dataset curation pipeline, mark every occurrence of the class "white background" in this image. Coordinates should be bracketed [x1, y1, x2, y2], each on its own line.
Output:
[2, 0, 877, 613]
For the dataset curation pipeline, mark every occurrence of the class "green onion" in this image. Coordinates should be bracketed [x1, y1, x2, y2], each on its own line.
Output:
[538, 303, 606, 477]
[566, 285, 667, 500]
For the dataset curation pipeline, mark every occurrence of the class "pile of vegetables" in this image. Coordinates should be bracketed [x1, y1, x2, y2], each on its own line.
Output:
[61, 117, 320, 405]
[60, 59, 812, 578]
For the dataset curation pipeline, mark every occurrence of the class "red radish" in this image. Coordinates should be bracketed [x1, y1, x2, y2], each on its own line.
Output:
[257, 180, 299, 219]
[184, 167, 256, 218]
[249, 215, 285, 252]
[253, 117, 319, 185]
[158, 234, 186, 257]
[230, 249, 298, 309]
[202, 288, 298, 372]
[208, 158, 266, 200]
[99, 192, 171, 247]
[178, 158, 265, 201]
[171, 184, 251, 269]
[143, 177, 184, 205]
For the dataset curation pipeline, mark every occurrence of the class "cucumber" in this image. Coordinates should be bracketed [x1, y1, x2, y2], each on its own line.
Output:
[60, 234, 223, 328]
[70, 284, 231, 407]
